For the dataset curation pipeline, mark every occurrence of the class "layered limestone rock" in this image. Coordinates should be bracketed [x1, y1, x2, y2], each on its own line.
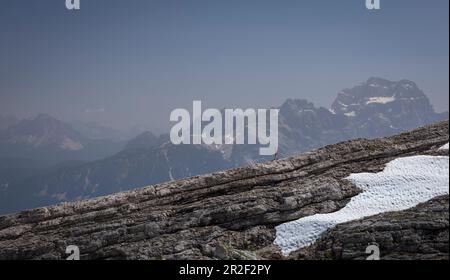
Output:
[0, 121, 448, 260]
[293, 195, 449, 260]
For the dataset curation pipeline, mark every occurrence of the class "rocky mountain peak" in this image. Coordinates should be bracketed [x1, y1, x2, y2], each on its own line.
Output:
[124, 131, 160, 150]
[2, 114, 85, 151]
[281, 99, 316, 112]
[279, 99, 334, 126]
[330, 78, 437, 127]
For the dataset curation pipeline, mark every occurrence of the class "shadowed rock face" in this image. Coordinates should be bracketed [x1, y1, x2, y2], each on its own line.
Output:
[0, 121, 448, 260]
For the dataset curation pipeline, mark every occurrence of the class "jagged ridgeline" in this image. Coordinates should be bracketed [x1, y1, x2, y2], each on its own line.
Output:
[0, 121, 448, 260]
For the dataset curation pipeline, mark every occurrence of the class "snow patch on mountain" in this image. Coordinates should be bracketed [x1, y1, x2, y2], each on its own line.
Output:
[163, 149, 174, 181]
[274, 155, 449, 255]
[60, 136, 84, 151]
[439, 143, 449, 151]
[366, 96, 396, 105]
[344, 111, 356, 117]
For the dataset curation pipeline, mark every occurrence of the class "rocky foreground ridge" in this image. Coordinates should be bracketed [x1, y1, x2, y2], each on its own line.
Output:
[0, 121, 448, 260]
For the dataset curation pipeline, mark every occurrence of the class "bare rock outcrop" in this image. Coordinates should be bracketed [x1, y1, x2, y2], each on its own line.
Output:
[0, 121, 448, 260]
[293, 195, 449, 260]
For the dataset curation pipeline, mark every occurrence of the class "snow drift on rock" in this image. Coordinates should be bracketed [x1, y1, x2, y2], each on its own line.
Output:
[274, 155, 449, 255]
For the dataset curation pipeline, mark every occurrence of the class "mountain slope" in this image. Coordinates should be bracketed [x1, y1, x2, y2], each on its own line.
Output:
[0, 120, 447, 260]
[1, 114, 86, 151]
[0, 143, 231, 214]
[331, 77, 447, 138]
[0, 78, 448, 215]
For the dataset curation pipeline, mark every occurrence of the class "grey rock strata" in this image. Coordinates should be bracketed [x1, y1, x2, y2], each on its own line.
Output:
[293, 195, 449, 260]
[0, 121, 448, 260]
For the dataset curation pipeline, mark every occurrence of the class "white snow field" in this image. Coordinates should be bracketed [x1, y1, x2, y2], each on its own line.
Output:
[274, 155, 450, 255]
[439, 143, 449, 150]
[366, 96, 396, 105]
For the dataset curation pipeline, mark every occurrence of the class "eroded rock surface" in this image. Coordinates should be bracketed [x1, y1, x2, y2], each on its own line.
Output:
[294, 195, 449, 260]
[0, 121, 448, 260]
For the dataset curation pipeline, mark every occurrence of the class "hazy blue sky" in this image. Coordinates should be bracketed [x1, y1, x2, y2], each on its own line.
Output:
[0, 0, 448, 133]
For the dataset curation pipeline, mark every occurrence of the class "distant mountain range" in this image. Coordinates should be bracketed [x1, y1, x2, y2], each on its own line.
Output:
[70, 121, 154, 142]
[0, 114, 124, 166]
[0, 77, 448, 214]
